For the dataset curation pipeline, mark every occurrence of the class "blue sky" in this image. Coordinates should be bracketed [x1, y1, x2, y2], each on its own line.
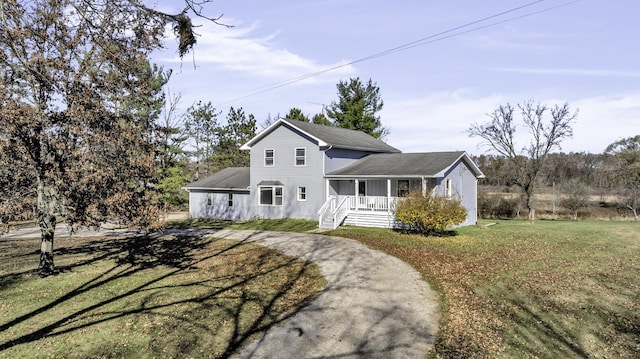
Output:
[152, 0, 639, 155]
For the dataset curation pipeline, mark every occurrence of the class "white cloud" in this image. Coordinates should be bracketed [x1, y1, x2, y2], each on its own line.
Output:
[382, 90, 640, 155]
[568, 94, 640, 153]
[383, 90, 506, 154]
[158, 20, 355, 82]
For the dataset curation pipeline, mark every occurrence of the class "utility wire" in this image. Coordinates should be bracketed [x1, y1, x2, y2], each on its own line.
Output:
[215, 0, 581, 107]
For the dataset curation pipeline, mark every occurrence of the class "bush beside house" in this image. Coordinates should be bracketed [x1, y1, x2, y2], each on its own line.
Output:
[395, 190, 467, 235]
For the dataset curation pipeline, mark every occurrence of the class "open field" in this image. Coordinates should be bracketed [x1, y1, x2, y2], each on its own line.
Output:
[0, 232, 325, 358]
[480, 185, 634, 220]
[329, 220, 640, 358]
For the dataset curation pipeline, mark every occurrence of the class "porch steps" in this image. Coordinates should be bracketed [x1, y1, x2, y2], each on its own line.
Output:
[343, 211, 401, 229]
[319, 217, 335, 230]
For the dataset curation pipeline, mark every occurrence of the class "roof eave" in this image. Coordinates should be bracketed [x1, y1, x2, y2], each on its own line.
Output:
[241, 118, 327, 149]
[325, 174, 437, 178]
[182, 186, 250, 192]
[330, 144, 401, 153]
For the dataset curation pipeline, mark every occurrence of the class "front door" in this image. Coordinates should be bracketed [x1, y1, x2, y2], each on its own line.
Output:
[358, 180, 366, 196]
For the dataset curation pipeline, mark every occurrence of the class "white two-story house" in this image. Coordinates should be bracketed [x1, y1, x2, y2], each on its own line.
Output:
[183, 118, 485, 229]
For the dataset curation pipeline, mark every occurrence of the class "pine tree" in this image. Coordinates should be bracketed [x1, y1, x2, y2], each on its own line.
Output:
[326, 77, 388, 138]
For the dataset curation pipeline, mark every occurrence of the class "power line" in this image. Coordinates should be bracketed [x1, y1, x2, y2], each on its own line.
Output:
[215, 0, 581, 107]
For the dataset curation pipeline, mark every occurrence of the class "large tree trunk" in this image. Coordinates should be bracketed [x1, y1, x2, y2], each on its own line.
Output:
[527, 207, 536, 220]
[38, 213, 56, 276]
[525, 188, 536, 220]
[526, 197, 536, 220]
[37, 178, 57, 276]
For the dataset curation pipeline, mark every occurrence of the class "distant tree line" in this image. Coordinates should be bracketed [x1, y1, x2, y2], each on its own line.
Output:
[473, 135, 640, 220]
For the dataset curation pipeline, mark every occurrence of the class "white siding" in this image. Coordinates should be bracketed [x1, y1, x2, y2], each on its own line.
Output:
[324, 148, 370, 173]
[437, 159, 479, 226]
[189, 191, 252, 220]
[249, 124, 325, 220]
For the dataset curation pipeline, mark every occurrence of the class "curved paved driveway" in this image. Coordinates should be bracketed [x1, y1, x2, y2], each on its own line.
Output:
[211, 229, 440, 359]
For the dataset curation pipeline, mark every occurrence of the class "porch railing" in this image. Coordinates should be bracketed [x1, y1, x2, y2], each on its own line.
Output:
[318, 196, 336, 227]
[333, 196, 350, 229]
[347, 196, 400, 212]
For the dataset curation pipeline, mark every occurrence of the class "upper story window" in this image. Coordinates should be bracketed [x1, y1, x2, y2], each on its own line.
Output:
[445, 178, 452, 198]
[295, 148, 306, 166]
[264, 149, 274, 167]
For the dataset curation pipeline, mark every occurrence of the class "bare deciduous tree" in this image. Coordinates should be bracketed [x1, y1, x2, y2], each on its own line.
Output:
[468, 101, 577, 220]
[604, 135, 640, 220]
[560, 179, 590, 220]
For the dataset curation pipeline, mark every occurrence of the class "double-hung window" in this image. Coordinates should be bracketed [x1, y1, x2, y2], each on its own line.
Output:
[295, 148, 306, 166]
[228, 193, 233, 207]
[264, 149, 274, 167]
[445, 179, 452, 198]
[297, 186, 306, 201]
[259, 186, 283, 206]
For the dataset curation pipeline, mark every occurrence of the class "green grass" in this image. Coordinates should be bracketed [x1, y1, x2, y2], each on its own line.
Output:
[164, 217, 320, 232]
[328, 220, 640, 358]
[0, 232, 326, 358]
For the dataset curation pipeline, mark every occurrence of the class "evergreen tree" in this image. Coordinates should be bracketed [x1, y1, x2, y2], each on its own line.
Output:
[183, 101, 221, 180]
[212, 107, 257, 169]
[312, 113, 332, 126]
[326, 77, 388, 138]
[285, 107, 310, 122]
[155, 90, 189, 211]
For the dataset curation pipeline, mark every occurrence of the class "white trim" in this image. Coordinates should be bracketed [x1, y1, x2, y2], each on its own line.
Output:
[258, 185, 283, 206]
[241, 118, 329, 150]
[182, 187, 250, 192]
[325, 174, 439, 179]
[297, 186, 307, 201]
[294, 147, 306, 167]
[264, 148, 275, 167]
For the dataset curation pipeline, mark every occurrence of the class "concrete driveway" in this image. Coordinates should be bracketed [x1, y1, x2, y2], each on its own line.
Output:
[212, 229, 440, 359]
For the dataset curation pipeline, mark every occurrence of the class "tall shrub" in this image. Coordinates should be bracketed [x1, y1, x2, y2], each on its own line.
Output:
[395, 190, 467, 235]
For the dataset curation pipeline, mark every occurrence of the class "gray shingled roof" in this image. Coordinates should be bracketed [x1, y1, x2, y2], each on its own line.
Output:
[183, 167, 250, 190]
[243, 119, 400, 153]
[327, 152, 484, 177]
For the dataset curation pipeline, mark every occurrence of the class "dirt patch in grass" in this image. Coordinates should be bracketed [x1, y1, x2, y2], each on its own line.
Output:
[0, 232, 326, 358]
[330, 221, 640, 358]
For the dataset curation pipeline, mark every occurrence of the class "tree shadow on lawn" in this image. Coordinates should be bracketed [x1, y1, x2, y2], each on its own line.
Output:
[498, 273, 640, 358]
[0, 231, 322, 358]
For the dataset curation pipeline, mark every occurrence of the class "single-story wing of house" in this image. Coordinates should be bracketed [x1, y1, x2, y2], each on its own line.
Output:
[183, 118, 485, 229]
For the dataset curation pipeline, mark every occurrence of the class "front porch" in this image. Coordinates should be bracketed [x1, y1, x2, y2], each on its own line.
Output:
[318, 177, 436, 229]
[318, 195, 400, 229]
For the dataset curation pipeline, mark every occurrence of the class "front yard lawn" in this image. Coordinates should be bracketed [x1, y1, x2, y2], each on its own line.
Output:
[0, 232, 325, 358]
[329, 220, 640, 358]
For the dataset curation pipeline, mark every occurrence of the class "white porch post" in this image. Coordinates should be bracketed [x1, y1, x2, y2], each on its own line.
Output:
[325, 178, 330, 199]
[387, 179, 392, 227]
[354, 179, 359, 210]
[422, 176, 427, 197]
[387, 179, 391, 211]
